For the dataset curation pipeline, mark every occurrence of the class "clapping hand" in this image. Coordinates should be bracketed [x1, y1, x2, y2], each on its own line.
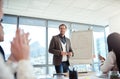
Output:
[9, 28, 30, 62]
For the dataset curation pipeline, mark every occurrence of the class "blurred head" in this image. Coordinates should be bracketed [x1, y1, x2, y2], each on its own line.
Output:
[59, 24, 67, 36]
[107, 32, 120, 52]
[0, 0, 4, 42]
[0, 0, 3, 19]
[107, 32, 120, 73]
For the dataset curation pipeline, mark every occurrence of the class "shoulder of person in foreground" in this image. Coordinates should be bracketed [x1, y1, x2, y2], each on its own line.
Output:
[0, 54, 14, 79]
[17, 60, 35, 79]
[7, 56, 35, 79]
[100, 51, 116, 74]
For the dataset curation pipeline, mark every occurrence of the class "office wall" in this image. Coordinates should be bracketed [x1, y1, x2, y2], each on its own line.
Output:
[109, 13, 120, 33]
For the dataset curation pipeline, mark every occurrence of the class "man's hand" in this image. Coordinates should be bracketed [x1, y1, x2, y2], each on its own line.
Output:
[67, 52, 73, 56]
[10, 28, 30, 62]
[61, 51, 67, 56]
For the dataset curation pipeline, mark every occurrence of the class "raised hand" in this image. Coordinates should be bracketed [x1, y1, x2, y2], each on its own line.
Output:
[10, 28, 30, 62]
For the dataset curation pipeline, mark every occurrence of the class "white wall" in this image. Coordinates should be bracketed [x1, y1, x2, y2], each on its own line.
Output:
[109, 13, 120, 33]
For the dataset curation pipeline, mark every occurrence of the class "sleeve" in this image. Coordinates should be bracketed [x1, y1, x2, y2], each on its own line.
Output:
[100, 51, 116, 73]
[0, 55, 14, 79]
[68, 39, 74, 56]
[6, 60, 18, 74]
[48, 36, 61, 55]
[16, 60, 35, 79]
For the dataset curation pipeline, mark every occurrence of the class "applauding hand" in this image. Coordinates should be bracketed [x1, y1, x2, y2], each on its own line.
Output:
[10, 28, 30, 62]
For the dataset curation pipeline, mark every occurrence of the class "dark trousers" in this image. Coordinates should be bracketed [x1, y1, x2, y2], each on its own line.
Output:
[55, 61, 69, 73]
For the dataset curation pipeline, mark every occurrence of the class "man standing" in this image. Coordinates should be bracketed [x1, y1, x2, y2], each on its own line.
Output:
[49, 24, 74, 73]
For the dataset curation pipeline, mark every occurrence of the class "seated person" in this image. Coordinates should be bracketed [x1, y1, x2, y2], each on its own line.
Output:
[0, 28, 35, 79]
[100, 32, 120, 74]
[0, 0, 35, 79]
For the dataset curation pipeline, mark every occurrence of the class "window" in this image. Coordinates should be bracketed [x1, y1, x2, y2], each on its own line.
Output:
[1, 23, 16, 59]
[1, 15, 17, 60]
[48, 66, 56, 74]
[3, 14, 107, 75]
[34, 67, 46, 75]
[19, 17, 46, 65]
[92, 26, 107, 72]
[93, 31, 106, 72]
[71, 24, 89, 31]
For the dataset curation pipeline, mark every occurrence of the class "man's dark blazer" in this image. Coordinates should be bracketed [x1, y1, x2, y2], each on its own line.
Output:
[49, 34, 74, 65]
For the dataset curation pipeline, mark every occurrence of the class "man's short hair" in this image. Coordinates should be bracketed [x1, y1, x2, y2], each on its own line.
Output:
[59, 24, 67, 29]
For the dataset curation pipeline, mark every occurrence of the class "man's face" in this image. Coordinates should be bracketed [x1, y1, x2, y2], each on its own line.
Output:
[0, 0, 3, 19]
[59, 25, 67, 36]
[0, 0, 4, 42]
[0, 19, 4, 42]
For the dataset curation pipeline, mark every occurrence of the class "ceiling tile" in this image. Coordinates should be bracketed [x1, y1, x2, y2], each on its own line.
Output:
[28, 0, 51, 9]
[3, 0, 120, 26]
[87, 0, 114, 11]
[7, 0, 29, 10]
[71, 0, 94, 9]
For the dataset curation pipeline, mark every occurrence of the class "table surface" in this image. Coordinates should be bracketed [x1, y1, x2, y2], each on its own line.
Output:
[37, 72, 108, 79]
[66, 72, 107, 79]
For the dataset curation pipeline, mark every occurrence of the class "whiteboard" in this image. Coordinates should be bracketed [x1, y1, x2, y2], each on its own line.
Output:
[69, 30, 94, 65]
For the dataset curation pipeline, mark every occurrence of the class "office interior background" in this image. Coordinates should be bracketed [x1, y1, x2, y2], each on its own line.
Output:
[1, 0, 120, 76]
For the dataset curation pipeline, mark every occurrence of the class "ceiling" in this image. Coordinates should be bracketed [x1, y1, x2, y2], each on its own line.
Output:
[3, 0, 120, 26]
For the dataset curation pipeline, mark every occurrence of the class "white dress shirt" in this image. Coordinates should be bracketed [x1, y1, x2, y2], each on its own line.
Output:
[61, 41, 67, 61]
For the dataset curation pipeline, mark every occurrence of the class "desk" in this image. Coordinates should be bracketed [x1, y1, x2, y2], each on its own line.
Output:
[65, 72, 107, 79]
[37, 72, 107, 79]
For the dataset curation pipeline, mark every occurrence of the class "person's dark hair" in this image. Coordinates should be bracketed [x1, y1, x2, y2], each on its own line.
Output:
[107, 32, 120, 72]
[59, 24, 67, 29]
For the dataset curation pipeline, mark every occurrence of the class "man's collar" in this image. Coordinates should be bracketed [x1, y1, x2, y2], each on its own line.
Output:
[59, 34, 65, 38]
